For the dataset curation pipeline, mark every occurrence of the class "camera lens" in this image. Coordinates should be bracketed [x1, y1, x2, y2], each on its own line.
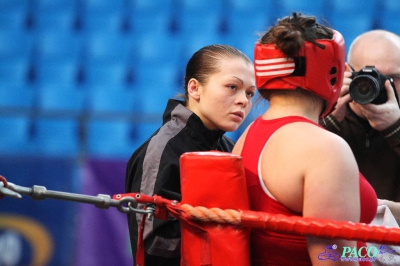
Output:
[349, 75, 381, 104]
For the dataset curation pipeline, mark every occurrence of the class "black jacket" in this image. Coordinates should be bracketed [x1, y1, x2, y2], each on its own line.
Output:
[321, 105, 400, 201]
[125, 99, 234, 265]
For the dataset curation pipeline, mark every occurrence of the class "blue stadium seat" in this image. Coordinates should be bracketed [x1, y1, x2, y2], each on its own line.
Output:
[178, 12, 223, 37]
[133, 63, 180, 93]
[328, 0, 377, 17]
[130, 63, 176, 114]
[0, 83, 34, 109]
[0, 115, 32, 154]
[0, 58, 30, 85]
[131, 32, 181, 65]
[32, 10, 77, 33]
[139, 90, 175, 114]
[381, 0, 400, 16]
[83, 62, 128, 86]
[276, 0, 328, 19]
[86, 86, 139, 114]
[179, 0, 224, 14]
[330, 15, 373, 52]
[34, 59, 80, 85]
[129, 12, 172, 36]
[34, 31, 82, 62]
[127, 0, 174, 16]
[0, 0, 29, 10]
[379, 17, 400, 36]
[79, 0, 125, 34]
[82, 32, 129, 64]
[31, 0, 76, 13]
[0, 29, 33, 60]
[225, 14, 268, 39]
[0, 9, 28, 31]
[221, 34, 258, 62]
[379, 0, 400, 35]
[0, 0, 29, 30]
[86, 119, 139, 158]
[175, 0, 225, 37]
[227, 0, 277, 17]
[80, 0, 125, 16]
[180, 34, 224, 63]
[134, 122, 160, 143]
[32, 118, 80, 156]
[80, 12, 124, 35]
[228, 0, 272, 12]
[36, 84, 86, 113]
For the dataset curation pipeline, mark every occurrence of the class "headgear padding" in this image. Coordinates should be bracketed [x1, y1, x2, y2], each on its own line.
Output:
[254, 29, 346, 118]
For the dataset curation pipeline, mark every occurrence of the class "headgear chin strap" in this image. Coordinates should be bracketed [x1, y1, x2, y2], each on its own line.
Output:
[254, 29, 346, 118]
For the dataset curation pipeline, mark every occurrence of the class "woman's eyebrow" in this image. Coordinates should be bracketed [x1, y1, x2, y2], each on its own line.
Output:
[230, 76, 256, 89]
[231, 76, 244, 84]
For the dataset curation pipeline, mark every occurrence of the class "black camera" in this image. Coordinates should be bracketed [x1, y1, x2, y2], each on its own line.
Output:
[349, 66, 397, 105]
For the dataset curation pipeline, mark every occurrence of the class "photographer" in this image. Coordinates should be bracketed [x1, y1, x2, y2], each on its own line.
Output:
[321, 30, 400, 201]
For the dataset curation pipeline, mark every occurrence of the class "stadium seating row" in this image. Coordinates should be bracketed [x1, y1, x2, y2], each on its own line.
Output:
[1, 0, 397, 43]
[1, 0, 399, 158]
[0, 82, 178, 114]
[0, 115, 160, 158]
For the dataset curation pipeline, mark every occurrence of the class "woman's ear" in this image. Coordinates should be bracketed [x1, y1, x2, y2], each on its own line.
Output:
[187, 78, 201, 100]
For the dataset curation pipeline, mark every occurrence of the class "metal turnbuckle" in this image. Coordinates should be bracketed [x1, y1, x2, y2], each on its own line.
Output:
[0, 175, 155, 216]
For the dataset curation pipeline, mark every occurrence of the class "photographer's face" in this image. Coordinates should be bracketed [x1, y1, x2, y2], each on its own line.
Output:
[349, 40, 400, 96]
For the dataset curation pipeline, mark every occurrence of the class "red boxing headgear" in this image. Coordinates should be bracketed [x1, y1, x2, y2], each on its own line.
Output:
[254, 29, 346, 118]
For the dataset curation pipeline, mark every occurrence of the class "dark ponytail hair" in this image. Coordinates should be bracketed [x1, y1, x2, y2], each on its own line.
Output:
[260, 13, 333, 58]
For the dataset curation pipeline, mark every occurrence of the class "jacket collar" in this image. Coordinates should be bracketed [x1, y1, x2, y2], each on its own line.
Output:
[163, 99, 226, 149]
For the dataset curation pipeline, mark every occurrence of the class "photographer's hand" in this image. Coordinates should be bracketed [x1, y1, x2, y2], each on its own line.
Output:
[354, 80, 400, 131]
[330, 68, 353, 122]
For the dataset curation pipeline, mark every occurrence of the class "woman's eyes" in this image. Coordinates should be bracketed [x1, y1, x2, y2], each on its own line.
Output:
[227, 85, 237, 90]
[227, 85, 255, 98]
[246, 91, 255, 98]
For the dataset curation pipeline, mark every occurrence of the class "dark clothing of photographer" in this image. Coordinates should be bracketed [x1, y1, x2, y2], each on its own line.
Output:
[320, 30, 400, 202]
[322, 106, 400, 201]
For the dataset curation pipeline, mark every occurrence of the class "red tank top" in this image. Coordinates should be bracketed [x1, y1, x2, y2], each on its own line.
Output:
[241, 116, 377, 266]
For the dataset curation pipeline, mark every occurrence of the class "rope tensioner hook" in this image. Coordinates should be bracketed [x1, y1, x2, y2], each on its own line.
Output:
[0, 176, 155, 215]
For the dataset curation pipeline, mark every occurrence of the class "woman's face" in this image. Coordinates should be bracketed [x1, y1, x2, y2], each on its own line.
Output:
[190, 57, 256, 132]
